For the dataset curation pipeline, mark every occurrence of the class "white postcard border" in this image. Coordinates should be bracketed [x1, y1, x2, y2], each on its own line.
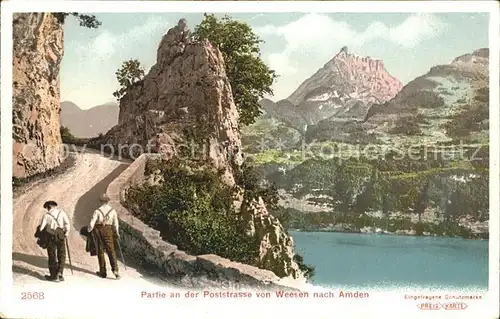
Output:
[0, 1, 498, 318]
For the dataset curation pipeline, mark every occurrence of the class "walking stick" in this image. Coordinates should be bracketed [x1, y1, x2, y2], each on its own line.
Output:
[65, 238, 74, 275]
[116, 235, 127, 270]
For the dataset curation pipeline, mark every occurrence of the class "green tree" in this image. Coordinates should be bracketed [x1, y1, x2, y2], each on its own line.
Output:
[53, 13, 101, 29]
[60, 126, 77, 144]
[293, 254, 315, 279]
[112, 59, 146, 101]
[234, 161, 280, 210]
[193, 14, 277, 126]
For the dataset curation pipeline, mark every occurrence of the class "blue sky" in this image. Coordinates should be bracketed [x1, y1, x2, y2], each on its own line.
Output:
[60, 12, 489, 109]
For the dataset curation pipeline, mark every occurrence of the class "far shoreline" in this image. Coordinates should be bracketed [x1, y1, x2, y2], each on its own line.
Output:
[287, 228, 489, 241]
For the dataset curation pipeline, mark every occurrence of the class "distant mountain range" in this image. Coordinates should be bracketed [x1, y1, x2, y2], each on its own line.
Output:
[259, 46, 403, 132]
[251, 47, 489, 147]
[60, 101, 119, 138]
[306, 48, 489, 144]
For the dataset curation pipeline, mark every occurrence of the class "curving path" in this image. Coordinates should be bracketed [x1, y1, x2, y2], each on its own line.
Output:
[12, 149, 165, 288]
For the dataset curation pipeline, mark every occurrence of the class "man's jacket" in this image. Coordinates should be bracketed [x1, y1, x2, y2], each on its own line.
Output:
[79, 226, 97, 256]
[34, 225, 50, 249]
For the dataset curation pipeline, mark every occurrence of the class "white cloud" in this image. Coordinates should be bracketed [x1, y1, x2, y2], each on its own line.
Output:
[248, 13, 264, 21]
[268, 51, 297, 75]
[126, 15, 167, 41]
[77, 15, 167, 61]
[386, 14, 447, 47]
[90, 31, 117, 58]
[256, 13, 448, 75]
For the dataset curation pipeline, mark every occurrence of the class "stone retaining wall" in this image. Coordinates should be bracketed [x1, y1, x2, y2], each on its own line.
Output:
[106, 154, 294, 290]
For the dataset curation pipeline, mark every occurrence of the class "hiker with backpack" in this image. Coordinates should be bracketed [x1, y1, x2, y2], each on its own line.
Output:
[37, 201, 71, 282]
[87, 194, 121, 280]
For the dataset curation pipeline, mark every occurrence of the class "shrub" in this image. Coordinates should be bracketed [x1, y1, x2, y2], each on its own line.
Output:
[125, 158, 261, 265]
[293, 254, 315, 279]
[60, 126, 92, 146]
[60, 126, 80, 145]
[113, 59, 146, 101]
[234, 161, 280, 210]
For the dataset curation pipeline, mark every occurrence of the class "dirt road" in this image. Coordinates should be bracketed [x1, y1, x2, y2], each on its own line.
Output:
[12, 149, 163, 287]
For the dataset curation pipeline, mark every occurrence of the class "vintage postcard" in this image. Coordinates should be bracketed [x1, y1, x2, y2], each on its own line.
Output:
[1, 1, 499, 318]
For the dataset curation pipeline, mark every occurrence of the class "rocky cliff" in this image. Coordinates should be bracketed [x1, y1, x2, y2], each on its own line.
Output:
[12, 13, 64, 178]
[102, 19, 302, 278]
[260, 47, 403, 132]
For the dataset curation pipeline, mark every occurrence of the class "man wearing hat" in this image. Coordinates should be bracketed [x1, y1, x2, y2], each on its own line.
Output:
[38, 201, 71, 282]
[87, 194, 121, 279]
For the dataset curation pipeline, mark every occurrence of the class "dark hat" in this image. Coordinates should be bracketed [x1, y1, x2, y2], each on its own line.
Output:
[43, 201, 58, 209]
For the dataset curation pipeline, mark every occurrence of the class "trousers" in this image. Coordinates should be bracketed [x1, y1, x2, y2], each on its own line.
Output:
[94, 225, 119, 274]
[47, 233, 66, 277]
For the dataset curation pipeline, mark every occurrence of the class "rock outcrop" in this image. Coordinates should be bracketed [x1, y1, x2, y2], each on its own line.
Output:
[259, 47, 403, 132]
[240, 197, 300, 278]
[12, 13, 64, 178]
[102, 19, 302, 279]
[104, 18, 242, 184]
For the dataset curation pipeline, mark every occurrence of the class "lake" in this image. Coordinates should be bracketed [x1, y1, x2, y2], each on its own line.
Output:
[290, 231, 489, 289]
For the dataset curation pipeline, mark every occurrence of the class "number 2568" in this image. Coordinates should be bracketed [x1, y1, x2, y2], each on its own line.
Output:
[21, 292, 44, 300]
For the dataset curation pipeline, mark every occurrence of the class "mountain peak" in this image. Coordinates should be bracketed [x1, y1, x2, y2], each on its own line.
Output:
[286, 49, 402, 106]
[332, 46, 381, 61]
[60, 101, 82, 113]
[451, 47, 489, 65]
[329, 47, 385, 73]
[60, 101, 119, 138]
[472, 48, 489, 58]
